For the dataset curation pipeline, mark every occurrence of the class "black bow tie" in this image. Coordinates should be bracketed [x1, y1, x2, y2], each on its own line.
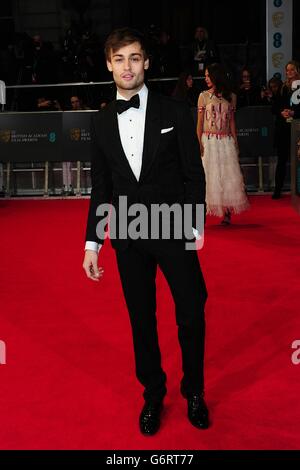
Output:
[116, 94, 140, 114]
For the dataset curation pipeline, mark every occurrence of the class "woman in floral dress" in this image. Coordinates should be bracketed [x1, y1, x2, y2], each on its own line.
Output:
[197, 63, 249, 224]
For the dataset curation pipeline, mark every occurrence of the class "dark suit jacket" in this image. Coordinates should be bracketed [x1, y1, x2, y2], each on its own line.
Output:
[85, 90, 206, 250]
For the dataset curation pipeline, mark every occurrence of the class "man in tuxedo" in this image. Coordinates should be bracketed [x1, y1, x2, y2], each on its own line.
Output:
[82, 27, 209, 435]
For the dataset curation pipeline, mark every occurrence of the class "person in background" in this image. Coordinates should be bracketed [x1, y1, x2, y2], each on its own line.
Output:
[271, 60, 300, 199]
[61, 162, 74, 196]
[171, 71, 199, 125]
[36, 96, 61, 111]
[188, 26, 219, 78]
[70, 95, 91, 111]
[155, 30, 181, 78]
[236, 67, 262, 108]
[35, 96, 73, 195]
[197, 63, 249, 225]
[31, 34, 58, 84]
[260, 76, 283, 105]
[149, 30, 181, 95]
[171, 71, 198, 107]
[62, 95, 91, 195]
[97, 83, 116, 110]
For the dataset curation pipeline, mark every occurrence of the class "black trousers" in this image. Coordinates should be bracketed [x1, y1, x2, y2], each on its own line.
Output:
[116, 238, 208, 403]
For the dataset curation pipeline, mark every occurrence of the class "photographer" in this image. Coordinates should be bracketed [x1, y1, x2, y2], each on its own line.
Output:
[36, 96, 62, 111]
[236, 67, 262, 108]
[260, 76, 283, 105]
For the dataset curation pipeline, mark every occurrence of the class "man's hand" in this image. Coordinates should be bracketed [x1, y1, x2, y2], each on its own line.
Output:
[83, 250, 104, 282]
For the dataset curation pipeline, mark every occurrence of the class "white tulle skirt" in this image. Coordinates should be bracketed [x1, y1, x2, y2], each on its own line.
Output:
[202, 134, 250, 217]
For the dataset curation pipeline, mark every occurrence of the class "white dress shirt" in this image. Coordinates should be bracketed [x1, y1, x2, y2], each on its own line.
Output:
[117, 85, 147, 181]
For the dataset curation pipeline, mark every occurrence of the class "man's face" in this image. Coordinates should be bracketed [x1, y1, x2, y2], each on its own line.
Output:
[106, 42, 149, 97]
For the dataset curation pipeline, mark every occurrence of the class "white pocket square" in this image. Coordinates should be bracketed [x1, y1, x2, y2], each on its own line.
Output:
[161, 127, 174, 134]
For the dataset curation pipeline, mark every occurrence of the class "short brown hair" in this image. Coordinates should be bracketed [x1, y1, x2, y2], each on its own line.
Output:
[104, 27, 148, 61]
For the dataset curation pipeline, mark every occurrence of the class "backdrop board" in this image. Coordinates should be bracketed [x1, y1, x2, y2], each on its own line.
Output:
[62, 110, 98, 162]
[0, 108, 275, 163]
[235, 106, 275, 158]
[0, 112, 62, 162]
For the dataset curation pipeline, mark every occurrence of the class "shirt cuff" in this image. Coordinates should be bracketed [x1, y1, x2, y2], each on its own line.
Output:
[85, 241, 102, 253]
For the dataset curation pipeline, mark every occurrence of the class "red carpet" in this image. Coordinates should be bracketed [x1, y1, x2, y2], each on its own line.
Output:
[0, 195, 299, 450]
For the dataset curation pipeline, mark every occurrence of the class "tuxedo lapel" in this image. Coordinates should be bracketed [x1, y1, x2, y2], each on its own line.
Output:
[139, 92, 161, 183]
[105, 101, 139, 184]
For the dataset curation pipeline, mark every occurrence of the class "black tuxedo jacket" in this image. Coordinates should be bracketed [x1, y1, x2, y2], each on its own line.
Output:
[85, 90, 206, 250]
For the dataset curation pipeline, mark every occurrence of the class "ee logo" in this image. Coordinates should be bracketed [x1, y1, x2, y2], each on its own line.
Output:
[48, 132, 56, 143]
[273, 32, 282, 48]
[273, 0, 283, 48]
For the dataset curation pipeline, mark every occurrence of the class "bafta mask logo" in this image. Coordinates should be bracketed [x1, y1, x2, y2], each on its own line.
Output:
[0, 129, 11, 143]
[70, 128, 81, 141]
[272, 52, 284, 69]
[272, 12, 284, 28]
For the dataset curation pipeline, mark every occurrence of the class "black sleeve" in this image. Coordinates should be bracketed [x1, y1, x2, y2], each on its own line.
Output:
[85, 115, 113, 244]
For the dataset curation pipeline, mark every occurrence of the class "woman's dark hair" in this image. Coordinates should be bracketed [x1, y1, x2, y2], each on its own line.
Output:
[171, 71, 196, 106]
[206, 63, 233, 102]
[104, 27, 149, 61]
[268, 76, 282, 89]
[172, 71, 192, 98]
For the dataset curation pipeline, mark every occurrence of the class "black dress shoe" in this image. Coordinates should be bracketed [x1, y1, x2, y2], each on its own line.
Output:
[139, 401, 163, 436]
[272, 191, 281, 199]
[187, 394, 209, 429]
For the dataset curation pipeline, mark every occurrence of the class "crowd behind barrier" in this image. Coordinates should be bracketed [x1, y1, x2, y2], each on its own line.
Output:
[1, 67, 298, 198]
[0, 26, 265, 89]
[3, 76, 204, 113]
[0, 95, 288, 197]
